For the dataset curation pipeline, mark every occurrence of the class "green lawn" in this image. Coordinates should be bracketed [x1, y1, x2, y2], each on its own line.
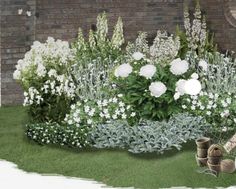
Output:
[0, 106, 235, 188]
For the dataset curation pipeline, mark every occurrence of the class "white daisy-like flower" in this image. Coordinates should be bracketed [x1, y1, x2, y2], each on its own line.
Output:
[87, 119, 92, 125]
[149, 81, 167, 98]
[139, 64, 156, 79]
[114, 63, 133, 78]
[131, 112, 136, 117]
[184, 79, 202, 96]
[176, 79, 186, 95]
[206, 111, 211, 116]
[132, 52, 144, 61]
[191, 73, 199, 79]
[182, 105, 187, 109]
[191, 105, 196, 110]
[222, 127, 228, 132]
[170, 58, 189, 75]
[199, 60, 208, 72]
[174, 92, 180, 100]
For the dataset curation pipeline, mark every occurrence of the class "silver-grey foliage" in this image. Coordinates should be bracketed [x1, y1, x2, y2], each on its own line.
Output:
[89, 113, 209, 154]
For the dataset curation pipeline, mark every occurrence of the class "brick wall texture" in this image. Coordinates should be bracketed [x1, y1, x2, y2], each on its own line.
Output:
[1, 0, 236, 105]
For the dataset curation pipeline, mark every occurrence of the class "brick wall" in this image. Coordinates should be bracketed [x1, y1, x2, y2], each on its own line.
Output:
[1, 0, 236, 105]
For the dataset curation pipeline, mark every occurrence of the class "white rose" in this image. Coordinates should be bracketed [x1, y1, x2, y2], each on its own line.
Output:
[199, 60, 208, 72]
[170, 58, 189, 75]
[149, 82, 167, 98]
[132, 52, 144, 61]
[139, 64, 156, 79]
[184, 79, 202, 96]
[114, 63, 133, 78]
[176, 79, 186, 95]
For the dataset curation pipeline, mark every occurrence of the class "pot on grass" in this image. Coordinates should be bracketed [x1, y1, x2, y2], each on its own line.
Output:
[197, 148, 208, 158]
[196, 137, 211, 149]
[207, 161, 221, 175]
[195, 154, 208, 167]
[208, 156, 222, 165]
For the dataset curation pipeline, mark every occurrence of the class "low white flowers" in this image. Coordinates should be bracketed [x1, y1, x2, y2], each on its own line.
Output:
[184, 79, 202, 95]
[176, 79, 186, 95]
[18, 9, 23, 15]
[198, 60, 208, 71]
[170, 58, 189, 75]
[114, 63, 133, 78]
[149, 82, 167, 98]
[139, 64, 156, 79]
[132, 52, 144, 61]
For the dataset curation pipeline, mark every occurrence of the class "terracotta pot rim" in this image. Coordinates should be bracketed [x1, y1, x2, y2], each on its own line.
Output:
[196, 137, 211, 144]
[207, 161, 221, 166]
[195, 154, 208, 160]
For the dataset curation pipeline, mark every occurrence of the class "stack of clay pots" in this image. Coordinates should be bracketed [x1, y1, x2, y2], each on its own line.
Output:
[195, 137, 211, 166]
[207, 144, 223, 175]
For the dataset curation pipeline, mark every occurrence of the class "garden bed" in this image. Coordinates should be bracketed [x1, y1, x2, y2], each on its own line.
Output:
[0, 106, 235, 189]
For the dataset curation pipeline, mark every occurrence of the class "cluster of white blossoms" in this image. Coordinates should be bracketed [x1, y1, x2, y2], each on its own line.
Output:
[170, 58, 189, 75]
[139, 64, 156, 79]
[13, 37, 74, 81]
[23, 87, 43, 106]
[150, 31, 180, 63]
[65, 94, 136, 127]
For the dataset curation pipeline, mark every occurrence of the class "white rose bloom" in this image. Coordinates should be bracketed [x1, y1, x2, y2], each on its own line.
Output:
[149, 82, 167, 98]
[199, 60, 208, 71]
[176, 79, 186, 95]
[132, 52, 144, 61]
[170, 58, 189, 75]
[191, 73, 199, 79]
[174, 92, 180, 100]
[184, 79, 202, 96]
[139, 64, 156, 79]
[114, 63, 133, 78]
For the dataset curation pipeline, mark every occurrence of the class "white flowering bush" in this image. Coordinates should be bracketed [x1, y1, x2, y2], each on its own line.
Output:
[113, 52, 202, 120]
[64, 95, 137, 127]
[14, 37, 76, 122]
[182, 91, 236, 133]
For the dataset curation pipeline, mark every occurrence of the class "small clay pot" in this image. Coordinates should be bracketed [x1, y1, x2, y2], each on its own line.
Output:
[207, 161, 221, 175]
[208, 144, 223, 157]
[195, 154, 208, 167]
[197, 148, 208, 158]
[208, 156, 222, 165]
[196, 137, 211, 149]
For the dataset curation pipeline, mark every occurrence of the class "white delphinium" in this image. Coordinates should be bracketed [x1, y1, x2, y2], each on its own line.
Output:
[139, 64, 156, 79]
[114, 63, 133, 78]
[96, 12, 108, 44]
[149, 82, 167, 98]
[170, 58, 189, 75]
[150, 30, 180, 63]
[132, 52, 144, 61]
[111, 17, 125, 49]
[184, 79, 202, 96]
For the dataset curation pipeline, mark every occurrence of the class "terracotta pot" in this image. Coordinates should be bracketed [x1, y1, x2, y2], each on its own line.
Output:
[221, 159, 236, 174]
[197, 148, 208, 158]
[195, 154, 208, 167]
[208, 156, 222, 165]
[208, 144, 223, 157]
[207, 161, 221, 175]
[195, 137, 211, 149]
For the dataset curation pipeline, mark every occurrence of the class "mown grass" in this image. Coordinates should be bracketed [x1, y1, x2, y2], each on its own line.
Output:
[0, 106, 235, 188]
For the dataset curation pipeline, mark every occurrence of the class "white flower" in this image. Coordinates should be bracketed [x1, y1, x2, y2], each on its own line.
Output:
[139, 64, 156, 79]
[48, 69, 57, 77]
[13, 70, 21, 80]
[184, 79, 202, 96]
[206, 111, 211, 116]
[131, 112, 136, 117]
[114, 63, 133, 78]
[26, 11, 31, 17]
[117, 94, 123, 98]
[87, 119, 92, 125]
[121, 114, 127, 119]
[191, 105, 196, 110]
[149, 82, 167, 98]
[191, 73, 199, 79]
[119, 102, 125, 107]
[233, 118, 236, 123]
[176, 79, 186, 95]
[84, 106, 90, 113]
[199, 60, 208, 71]
[200, 106, 205, 110]
[222, 127, 228, 132]
[112, 115, 118, 119]
[182, 105, 187, 109]
[170, 58, 189, 75]
[174, 92, 180, 100]
[36, 64, 46, 77]
[226, 98, 232, 104]
[132, 52, 144, 61]
[18, 9, 23, 15]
